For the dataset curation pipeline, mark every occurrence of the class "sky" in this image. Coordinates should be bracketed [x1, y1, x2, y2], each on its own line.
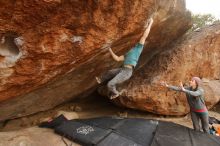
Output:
[185, 0, 220, 19]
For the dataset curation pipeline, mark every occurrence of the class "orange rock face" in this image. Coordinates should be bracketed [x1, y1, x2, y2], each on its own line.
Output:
[110, 24, 220, 115]
[0, 0, 191, 121]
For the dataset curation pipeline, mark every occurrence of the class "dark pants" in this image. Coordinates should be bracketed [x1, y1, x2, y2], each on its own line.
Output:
[100, 67, 133, 95]
[191, 112, 209, 133]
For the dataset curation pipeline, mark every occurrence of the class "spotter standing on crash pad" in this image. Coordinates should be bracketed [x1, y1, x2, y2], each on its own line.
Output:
[96, 18, 154, 99]
[161, 77, 209, 133]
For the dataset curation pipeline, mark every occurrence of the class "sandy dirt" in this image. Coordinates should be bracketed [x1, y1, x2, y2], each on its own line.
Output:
[1, 93, 220, 132]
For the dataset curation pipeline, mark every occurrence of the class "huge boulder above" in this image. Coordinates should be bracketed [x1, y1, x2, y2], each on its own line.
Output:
[0, 0, 191, 121]
[99, 23, 220, 116]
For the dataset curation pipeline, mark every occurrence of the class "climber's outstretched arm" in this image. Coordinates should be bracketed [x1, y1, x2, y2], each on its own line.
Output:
[139, 18, 154, 45]
[108, 47, 124, 62]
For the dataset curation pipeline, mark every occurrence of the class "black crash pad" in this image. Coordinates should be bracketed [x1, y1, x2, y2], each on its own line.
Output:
[40, 116, 220, 146]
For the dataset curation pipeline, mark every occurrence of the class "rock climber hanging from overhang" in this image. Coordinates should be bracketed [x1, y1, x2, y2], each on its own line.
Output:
[96, 18, 154, 99]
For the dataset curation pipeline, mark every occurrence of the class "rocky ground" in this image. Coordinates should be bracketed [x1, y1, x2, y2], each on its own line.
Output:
[0, 94, 220, 145]
[0, 93, 193, 132]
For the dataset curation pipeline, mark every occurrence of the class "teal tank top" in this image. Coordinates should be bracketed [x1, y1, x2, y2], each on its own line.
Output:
[123, 43, 144, 67]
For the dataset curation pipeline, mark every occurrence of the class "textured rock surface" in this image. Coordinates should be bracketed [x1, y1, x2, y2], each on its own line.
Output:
[0, 127, 79, 146]
[103, 23, 220, 116]
[0, 0, 191, 121]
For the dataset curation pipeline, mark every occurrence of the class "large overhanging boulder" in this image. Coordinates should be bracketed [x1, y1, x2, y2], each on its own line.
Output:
[0, 0, 191, 121]
[99, 23, 220, 116]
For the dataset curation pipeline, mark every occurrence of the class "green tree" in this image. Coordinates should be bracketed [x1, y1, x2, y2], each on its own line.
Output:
[191, 14, 219, 31]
